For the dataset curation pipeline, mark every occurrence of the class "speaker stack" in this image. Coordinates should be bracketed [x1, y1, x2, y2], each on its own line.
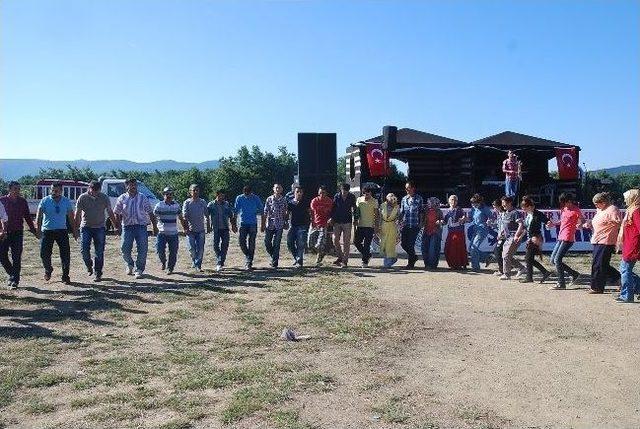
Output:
[297, 133, 337, 198]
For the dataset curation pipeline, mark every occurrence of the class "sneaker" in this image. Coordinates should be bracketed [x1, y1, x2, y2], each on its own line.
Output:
[341, 262, 348, 268]
[570, 273, 581, 285]
[499, 274, 510, 280]
[615, 297, 633, 303]
[126, 266, 134, 276]
[588, 290, 603, 294]
[215, 264, 222, 272]
[493, 271, 503, 276]
[332, 258, 342, 266]
[197, 267, 204, 273]
[539, 271, 551, 284]
[87, 266, 94, 276]
[514, 270, 524, 280]
[7, 281, 18, 290]
[245, 263, 253, 271]
[520, 279, 534, 284]
[361, 262, 369, 268]
[44, 272, 52, 281]
[550, 285, 566, 290]
[293, 262, 302, 269]
[167, 269, 174, 275]
[93, 275, 102, 283]
[134, 271, 144, 279]
[161, 262, 166, 271]
[61, 276, 71, 285]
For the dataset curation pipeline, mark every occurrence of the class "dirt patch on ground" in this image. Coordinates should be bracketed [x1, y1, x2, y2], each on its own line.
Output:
[1, 234, 638, 428]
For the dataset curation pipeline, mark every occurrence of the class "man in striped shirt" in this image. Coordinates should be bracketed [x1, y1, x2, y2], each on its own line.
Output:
[153, 187, 186, 274]
[114, 178, 158, 279]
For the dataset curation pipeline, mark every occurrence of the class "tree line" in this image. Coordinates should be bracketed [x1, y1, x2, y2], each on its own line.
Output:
[0, 146, 637, 206]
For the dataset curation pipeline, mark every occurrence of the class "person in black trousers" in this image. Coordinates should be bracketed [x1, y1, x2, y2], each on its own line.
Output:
[517, 196, 551, 283]
[585, 192, 621, 294]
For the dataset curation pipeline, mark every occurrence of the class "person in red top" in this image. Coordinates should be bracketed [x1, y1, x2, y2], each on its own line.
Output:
[421, 197, 444, 269]
[547, 192, 585, 290]
[0, 181, 40, 289]
[616, 189, 640, 303]
[309, 185, 334, 266]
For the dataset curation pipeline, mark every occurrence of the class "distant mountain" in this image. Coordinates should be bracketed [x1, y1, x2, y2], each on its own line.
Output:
[593, 164, 640, 176]
[0, 159, 220, 180]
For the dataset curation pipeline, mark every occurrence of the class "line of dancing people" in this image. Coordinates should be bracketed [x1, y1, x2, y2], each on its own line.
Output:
[0, 179, 638, 302]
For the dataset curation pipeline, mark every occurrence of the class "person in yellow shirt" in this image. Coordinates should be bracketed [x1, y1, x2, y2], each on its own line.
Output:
[354, 186, 380, 268]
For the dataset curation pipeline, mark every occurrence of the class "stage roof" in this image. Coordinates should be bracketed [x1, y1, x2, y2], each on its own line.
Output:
[471, 131, 578, 150]
[358, 128, 578, 151]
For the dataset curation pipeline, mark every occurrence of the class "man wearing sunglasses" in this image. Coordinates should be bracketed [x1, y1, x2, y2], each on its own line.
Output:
[36, 182, 78, 284]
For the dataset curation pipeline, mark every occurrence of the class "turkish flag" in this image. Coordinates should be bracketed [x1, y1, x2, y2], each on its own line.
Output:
[555, 147, 579, 180]
[366, 143, 389, 177]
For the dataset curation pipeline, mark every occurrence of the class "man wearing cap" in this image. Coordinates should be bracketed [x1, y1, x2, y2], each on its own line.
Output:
[113, 178, 159, 279]
[154, 187, 186, 274]
[36, 182, 78, 284]
[182, 184, 209, 272]
[74, 180, 118, 282]
[207, 190, 236, 271]
[0, 181, 39, 289]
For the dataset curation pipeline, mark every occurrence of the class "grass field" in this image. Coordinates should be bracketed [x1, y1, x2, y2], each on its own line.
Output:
[1, 232, 638, 429]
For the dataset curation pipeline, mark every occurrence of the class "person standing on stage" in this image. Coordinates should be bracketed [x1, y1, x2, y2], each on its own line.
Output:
[262, 184, 288, 268]
[234, 185, 264, 270]
[208, 190, 236, 272]
[75, 180, 118, 282]
[0, 181, 39, 289]
[547, 192, 584, 290]
[399, 181, 424, 269]
[37, 182, 78, 284]
[328, 183, 357, 268]
[309, 185, 334, 266]
[502, 150, 520, 198]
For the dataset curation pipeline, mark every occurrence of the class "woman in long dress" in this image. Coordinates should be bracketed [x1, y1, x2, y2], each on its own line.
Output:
[379, 193, 400, 268]
[444, 194, 468, 269]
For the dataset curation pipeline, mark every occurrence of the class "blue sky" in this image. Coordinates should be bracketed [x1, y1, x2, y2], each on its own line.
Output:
[1, 0, 638, 170]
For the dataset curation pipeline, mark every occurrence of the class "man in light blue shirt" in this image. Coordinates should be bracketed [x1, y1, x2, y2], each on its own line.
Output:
[233, 185, 264, 270]
[36, 182, 78, 284]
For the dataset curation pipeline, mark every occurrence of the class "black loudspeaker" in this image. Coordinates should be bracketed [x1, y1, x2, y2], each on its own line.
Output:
[298, 133, 337, 196]
[382, 125, 397, 151]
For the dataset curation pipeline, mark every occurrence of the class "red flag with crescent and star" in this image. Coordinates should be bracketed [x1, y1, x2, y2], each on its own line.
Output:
[366, 143, 389, 177]
[555, 147, 579, 180]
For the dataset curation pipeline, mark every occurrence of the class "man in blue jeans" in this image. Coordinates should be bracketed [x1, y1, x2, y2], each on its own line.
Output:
[262, 184, 289, 268]
[287, 186, 310, 268]
[114, 178, 158, 279]
[399, 181, 424, 268]
[182, 184, 209, 272]
[75, 180, 119, 282]
[468, 193, 493, 272]
[207, 190, 236, 272]
[154, 187, 185, 275]
[234, 185, 264, 270]
[36, 182, 78, 284]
